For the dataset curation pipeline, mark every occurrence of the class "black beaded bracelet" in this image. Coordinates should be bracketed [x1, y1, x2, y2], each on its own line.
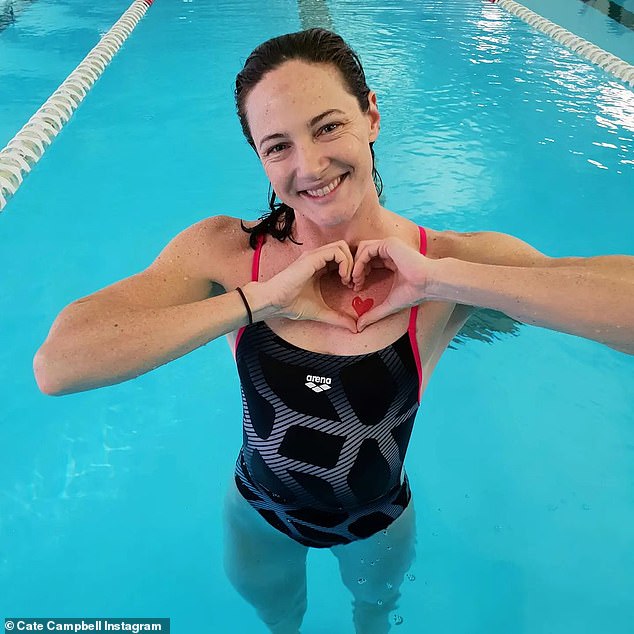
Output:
[235, 287, 253, 325]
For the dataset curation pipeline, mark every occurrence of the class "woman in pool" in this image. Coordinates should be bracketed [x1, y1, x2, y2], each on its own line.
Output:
[34, 28, 633, 634]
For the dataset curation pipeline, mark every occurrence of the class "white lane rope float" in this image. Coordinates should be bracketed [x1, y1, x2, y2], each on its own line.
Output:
[489, 0, 634, 89]
[0, 0, 156, 213]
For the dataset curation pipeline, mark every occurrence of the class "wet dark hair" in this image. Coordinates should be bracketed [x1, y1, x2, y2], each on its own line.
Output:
[235, 28, 383, 248]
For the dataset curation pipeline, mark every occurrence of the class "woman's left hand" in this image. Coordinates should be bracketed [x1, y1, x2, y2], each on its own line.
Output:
[351, 237, 434, 331]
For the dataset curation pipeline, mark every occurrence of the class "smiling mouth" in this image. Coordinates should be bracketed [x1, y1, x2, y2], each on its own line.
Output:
[300, 173, 348, 199]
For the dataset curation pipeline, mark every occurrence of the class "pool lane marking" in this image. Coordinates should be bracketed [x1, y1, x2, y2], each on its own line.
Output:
[489, 0, 634, 89]
[0, 0, 156, 214]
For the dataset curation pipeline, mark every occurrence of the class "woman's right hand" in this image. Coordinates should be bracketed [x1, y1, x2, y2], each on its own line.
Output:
[245, 240, 358, 332]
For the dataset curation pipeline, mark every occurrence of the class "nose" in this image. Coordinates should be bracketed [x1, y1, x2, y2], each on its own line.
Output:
[294, 139, 327, 182]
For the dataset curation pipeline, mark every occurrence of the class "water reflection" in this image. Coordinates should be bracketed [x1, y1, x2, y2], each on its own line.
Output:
[470, 5, 512, 65]
[453, 310, 522, 348]
[596, 82, 634, 133]
[0, 0, 37, 33]
[580, 0, 634, 32]
[298, 0, 334, 31]
[0, 3, 15, 30]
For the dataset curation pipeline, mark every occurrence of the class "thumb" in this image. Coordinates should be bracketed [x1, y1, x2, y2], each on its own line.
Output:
[319, 309, 358, 333]
[356, 302, 397, 332]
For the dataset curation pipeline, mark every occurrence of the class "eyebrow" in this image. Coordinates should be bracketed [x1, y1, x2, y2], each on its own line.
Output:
[258, 109, 346, 152]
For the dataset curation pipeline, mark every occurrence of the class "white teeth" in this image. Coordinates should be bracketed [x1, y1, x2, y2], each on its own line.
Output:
[305, 175, 343, 198]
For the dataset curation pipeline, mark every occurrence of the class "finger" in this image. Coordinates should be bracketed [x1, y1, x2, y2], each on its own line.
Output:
[337, 252, 353, 285]
[327, 241, 354, 278]
[308, 243, 353, 280]
[351, 247, 378, 291]
[352, 242, 398, 289]
[328, 245, 353, 285]
[353, 262, 373, 292]
[351, 240, 382, 282]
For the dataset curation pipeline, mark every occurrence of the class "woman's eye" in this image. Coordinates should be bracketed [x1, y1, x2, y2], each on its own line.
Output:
[265, 143, 287, 156]
[320, 123, 340, 134]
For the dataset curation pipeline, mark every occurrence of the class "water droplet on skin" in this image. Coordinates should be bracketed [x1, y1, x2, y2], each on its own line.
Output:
[406, 573, 415, 581]
[358, 577, 367, 585]
[377, 600, 383, 606]
[582, 503, 590, 511]
[393, 614, 404, 625]
[360, 559, 365, 564]
[382, 529, 388, 535]
[386, 582, 393, 590]
[386, 545, 392, 550]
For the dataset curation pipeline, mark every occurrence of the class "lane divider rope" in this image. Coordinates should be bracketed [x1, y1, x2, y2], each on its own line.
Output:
[489, 0, 634, 90]
[0, 0, 156, 213]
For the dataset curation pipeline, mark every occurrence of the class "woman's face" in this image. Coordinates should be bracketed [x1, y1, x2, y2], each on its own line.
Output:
[245, 60, 380, 228]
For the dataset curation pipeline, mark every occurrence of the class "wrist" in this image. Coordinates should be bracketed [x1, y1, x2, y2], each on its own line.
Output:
[425, 257, 469, 302]
[242, 281, 280, 322]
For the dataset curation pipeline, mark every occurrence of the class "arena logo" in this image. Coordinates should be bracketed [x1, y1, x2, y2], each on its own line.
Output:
[305, 374, 332, 393]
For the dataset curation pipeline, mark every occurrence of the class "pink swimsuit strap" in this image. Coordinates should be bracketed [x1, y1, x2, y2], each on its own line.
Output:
[251, 233, 265, 282]
[408, 225, 427, 401]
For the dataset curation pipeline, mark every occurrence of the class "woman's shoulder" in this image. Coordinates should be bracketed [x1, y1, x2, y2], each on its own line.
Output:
[386, 217, 448, 260]
[421, 227, 475, 260]
[194, 213, 253, 235]
[422, 227, 550, 266]
[422, 226, 449, 259]
[396, 222, 495, 260]
[188, 214, 255, 252]
[166, 215, 256, 288]
[382, 211, 446, 258]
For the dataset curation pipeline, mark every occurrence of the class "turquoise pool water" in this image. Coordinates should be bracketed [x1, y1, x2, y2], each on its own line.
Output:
[1, 0, 633, 632]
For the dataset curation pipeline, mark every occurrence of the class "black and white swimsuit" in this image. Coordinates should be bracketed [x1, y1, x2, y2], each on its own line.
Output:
[232, 227, 427, 548]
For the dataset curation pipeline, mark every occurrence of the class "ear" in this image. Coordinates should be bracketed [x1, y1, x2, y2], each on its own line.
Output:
[367, 91, 380, 142]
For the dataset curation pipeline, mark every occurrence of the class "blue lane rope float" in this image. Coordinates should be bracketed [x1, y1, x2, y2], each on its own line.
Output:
[489, 0, 634, 89]
[0, 0, 156, 213]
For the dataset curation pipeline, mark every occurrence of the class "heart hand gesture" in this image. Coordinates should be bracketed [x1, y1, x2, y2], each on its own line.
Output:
[351, 237, 431, 331]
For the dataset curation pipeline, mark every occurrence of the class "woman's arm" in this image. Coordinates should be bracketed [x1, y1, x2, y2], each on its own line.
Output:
[33, 217, 250, 395]
[428, 254, 634, 354]
[34, 218, 358, 396]
[352, 231, 634, 355]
